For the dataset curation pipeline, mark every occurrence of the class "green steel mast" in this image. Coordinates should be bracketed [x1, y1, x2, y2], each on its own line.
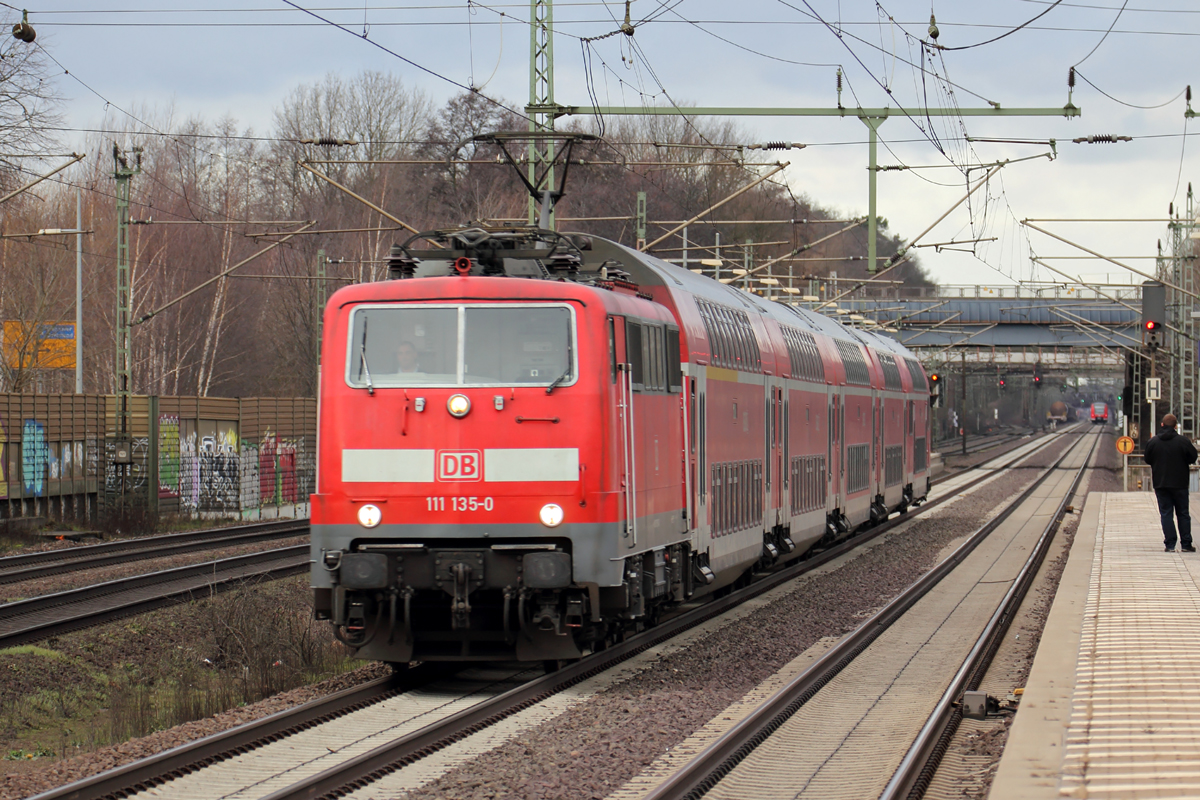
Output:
[113, 145, 141, 442]
[528, 0, 556, 228]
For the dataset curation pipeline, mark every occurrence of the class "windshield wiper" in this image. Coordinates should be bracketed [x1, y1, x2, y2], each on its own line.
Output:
[546, 321, 573, 395]
[546, 365, 571, 394]
[359, 317, 375, 396]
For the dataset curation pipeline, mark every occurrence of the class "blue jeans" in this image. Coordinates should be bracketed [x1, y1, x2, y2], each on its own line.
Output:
[1156, 487, 1192, 548]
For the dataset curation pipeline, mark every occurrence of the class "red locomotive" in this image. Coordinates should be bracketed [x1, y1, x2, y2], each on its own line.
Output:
[310, 226, 930, 663]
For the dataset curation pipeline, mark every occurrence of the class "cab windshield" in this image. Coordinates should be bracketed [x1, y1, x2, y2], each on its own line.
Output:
[346, 303, 575, 388]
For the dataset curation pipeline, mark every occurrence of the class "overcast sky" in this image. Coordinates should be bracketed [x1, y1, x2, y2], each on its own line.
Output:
[14, 0, 1200, 288]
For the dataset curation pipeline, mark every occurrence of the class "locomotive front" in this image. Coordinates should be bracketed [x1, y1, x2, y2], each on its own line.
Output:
[310, 232, 631, 663]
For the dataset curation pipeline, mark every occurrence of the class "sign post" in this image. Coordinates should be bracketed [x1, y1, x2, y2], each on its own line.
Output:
[1123, 415, 1130, 491]
[1116, 434, 1135, 492]
[1147, 377, 1162, 434]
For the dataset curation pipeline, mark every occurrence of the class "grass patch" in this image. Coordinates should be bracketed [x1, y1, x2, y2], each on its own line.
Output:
[0, 576, 357, 771]
[0, 645, 65, 660]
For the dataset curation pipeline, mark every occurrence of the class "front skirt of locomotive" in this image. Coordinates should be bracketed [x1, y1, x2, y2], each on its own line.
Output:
[311, 524, 625, 663]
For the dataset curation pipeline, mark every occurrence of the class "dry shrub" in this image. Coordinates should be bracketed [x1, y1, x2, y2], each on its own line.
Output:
[101, 578, 354, 743]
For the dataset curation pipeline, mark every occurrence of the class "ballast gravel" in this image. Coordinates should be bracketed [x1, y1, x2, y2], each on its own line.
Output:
[393, 436, 1077, 800]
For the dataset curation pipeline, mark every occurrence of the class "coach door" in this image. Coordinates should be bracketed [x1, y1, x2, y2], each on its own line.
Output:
[828, 389, 842, 508]
[611, 316, 639, 546]
[905, 399, 914, 485]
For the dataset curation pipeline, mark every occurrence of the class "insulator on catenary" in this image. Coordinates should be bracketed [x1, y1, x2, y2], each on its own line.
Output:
[1068, 67, 1075, 89]
[299, 137, 359, 147]
[749, 142, 806, 150]
[1071, 134, 1131, 144]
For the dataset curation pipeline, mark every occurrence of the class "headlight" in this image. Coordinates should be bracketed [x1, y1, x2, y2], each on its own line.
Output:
[447, 394, 471, 418]
[539, 503, 564, 528]
[357, 504, 382, 528]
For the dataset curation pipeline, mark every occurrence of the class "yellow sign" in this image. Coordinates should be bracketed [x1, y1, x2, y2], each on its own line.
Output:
[2, 321, 75, 370]
[1116, 436, 1135, 456]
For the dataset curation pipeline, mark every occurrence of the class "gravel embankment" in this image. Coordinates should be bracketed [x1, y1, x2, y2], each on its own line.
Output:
[394, 437, 1076, 800]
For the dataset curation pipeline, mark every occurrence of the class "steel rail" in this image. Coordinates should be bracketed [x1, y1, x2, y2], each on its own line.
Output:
[639, 428, 1097, 800]
[0, 519, 308, 585]
[250, 429, 1077, 800]
[31, 426, 1076, 800]
[932, 428, 1035, 455]
[28, 666, 452, 800]
[880, 430, 1100, 800]
[0, 546, 309, 649]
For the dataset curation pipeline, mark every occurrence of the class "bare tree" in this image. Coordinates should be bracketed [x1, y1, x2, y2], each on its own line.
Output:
[0, 11, 65, 190]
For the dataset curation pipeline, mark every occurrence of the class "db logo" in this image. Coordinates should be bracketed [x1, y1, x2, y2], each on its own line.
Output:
[437, 450, 482, 481]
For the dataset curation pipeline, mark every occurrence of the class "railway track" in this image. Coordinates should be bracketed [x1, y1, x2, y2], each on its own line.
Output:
[637, 427, 1099, 800]
[0, 519, 308, 586]
[934, 427, 1038, 458]
[30, 425, 1082, 800]
[0, 545, 309, 649]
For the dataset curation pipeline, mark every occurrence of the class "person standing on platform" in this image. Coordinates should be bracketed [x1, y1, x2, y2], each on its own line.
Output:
[1144, 413, 1199, 552]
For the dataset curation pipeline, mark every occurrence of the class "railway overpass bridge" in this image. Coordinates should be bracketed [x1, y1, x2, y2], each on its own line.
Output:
[828, 284, 1142, 374]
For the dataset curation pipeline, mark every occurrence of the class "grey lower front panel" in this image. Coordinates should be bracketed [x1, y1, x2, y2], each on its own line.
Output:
[310, 520, 693, 663]
[310, 521, 627, 589]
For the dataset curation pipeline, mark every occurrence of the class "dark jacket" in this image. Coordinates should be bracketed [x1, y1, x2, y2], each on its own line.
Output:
[1144, 427, 1199, 489]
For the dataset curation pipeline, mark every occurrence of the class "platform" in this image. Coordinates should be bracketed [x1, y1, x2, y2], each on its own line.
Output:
[991, 492, 1200, 799]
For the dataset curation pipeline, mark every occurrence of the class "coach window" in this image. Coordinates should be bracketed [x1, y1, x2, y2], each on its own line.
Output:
[651, 326, 665, 391]
[710, 309, 729, 367]
[667, 328, 683, 392]
[608, 317, 617, 384]
[627, 321, 645, 390]
[730, 312, 747, 367]
[689, 379, 697, 453]
[640, 324, 654, 390]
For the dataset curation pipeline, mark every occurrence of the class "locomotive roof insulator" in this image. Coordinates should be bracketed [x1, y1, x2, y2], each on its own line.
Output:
[386, 244, 418, 280]
[598, 260, 631, 282]
[545, 251, 581, 274]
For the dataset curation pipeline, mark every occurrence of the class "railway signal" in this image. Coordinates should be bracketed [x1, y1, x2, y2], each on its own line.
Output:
[929, 372, 942, 407]
[1033, 364, 1042, 389]
[999, 378, 1007, 391]
[1145, 319, 1163, 351]
[1143, 280, 1165, 351]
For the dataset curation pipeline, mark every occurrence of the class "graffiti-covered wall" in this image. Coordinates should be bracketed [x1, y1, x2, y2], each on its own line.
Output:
[0, 394, 314, 524]
[0, 394, 106, 522]
[152, 397, 315, 519]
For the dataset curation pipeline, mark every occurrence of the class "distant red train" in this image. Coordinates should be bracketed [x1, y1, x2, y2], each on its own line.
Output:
[310, 226, 930, 663]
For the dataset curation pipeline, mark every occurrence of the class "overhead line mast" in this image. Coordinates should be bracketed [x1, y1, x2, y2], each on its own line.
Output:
[528, 0, 556, 229]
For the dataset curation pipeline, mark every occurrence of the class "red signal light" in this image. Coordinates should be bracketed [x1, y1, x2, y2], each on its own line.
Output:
[1146, 320, 1158, 330]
